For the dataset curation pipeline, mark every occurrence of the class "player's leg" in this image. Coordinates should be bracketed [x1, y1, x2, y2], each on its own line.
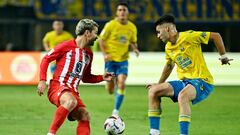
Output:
[112, 61, 128, 115]
[178, 79, 213, 135]
[147, 82, 174, 135]
[113, 74, 127, 115]
[48, 91, 78, 134]
[177, 84, 196, 135]
[70, 107, 90, 135]
[105, 61, 116, 94]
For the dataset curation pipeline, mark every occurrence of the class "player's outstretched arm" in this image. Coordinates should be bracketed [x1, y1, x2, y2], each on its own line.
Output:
[210, 32, 233, 65]
[158, 62, 175, 83]
[146, 62, 174, 89]
[103, 72, 115, 82]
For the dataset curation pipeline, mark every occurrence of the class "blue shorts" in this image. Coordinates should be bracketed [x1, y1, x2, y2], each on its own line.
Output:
[168, 79, 213, 105]
[105, 61, 128, 76]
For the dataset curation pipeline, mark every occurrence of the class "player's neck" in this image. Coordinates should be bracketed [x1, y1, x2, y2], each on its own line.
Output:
[116, 18, 128, 25]
[75, 36, 87, 48]
[55, 30, 63, 35]
[170, 32, 179, 45]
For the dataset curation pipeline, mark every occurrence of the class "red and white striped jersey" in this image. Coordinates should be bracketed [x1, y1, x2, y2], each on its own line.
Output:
[40, 39, 103, 92]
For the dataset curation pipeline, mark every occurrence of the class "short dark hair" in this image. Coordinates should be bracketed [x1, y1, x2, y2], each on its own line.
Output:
[155, 14, 176, 27]
[116, 2, 128, 9]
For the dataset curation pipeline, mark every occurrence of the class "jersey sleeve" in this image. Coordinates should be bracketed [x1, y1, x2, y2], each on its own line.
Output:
[99, 22, 111, 40]
[82, 52, 104, 83]
[194, 31, 211, 45]
[43, 32, 50, 44]
[130, 24, 137, 43]
[165, 51, 174, 65]
[39, 43, 66, 81]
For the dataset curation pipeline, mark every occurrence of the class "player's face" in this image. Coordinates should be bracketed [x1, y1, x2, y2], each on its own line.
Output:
[156, 25, 169, 43]
[53, 21, 64, 33]
[116, 5, 129, 20]
[87, 26, 98, 46]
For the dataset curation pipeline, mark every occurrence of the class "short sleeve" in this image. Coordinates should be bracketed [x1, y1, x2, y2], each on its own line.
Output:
[195, 31, 210, 45]
[43, 33, 50, 43]
[130, 25, 137, 43]
[99, 22, 111, 40]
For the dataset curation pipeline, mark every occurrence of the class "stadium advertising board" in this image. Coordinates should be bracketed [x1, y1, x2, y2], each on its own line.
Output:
[0, 52, 239, 85]
[0, 52, 40, 85]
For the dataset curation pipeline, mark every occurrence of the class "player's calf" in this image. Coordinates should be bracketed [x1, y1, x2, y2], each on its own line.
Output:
[68, 107, 90, 121]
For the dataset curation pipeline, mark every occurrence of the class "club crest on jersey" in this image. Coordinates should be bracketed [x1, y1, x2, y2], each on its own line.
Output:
[76, 61, 83, 74]
[180, 46, 184, 51]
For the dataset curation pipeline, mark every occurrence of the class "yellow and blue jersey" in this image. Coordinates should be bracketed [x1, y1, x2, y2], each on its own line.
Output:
[99, 19, 137, 62]
[43, 31, 73, 49]
[165, 30, 213, 84]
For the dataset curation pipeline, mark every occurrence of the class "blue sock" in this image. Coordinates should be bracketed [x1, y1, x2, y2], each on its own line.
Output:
[179, 115, 190, 135]
[114, 89, 125, 110]
[148, 110, 161, 132]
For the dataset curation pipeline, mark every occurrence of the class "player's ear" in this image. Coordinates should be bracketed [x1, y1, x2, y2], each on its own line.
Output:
[166, 26, 170, 32]
[84, 30, 91, 37]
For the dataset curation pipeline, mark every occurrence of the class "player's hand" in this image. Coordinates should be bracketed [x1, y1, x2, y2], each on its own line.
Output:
[37, 80, 47, 96]
[146, 83, 157, 90]
[219, 55, 233, 65]
[103, 72, 115, 82]
[134, 49, 140, 57]
[104, 54, 112, 61]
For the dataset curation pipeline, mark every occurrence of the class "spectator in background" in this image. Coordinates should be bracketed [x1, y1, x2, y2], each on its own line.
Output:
[43, 20, 73, 74]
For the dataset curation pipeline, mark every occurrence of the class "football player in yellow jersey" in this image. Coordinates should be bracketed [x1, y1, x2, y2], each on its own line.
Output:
[99, 2, 140, 115]
[43, 20, 73, 73]
[147, 14, 233, 135]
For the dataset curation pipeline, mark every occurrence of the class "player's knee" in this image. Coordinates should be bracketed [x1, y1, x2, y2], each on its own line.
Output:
[178, 91, 189, 103]
[148, 87, 158, 99]
[63, 99, 78, 111]
[118, 83, 125, 90]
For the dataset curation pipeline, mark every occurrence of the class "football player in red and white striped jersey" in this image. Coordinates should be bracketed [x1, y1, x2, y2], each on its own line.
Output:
[37, 19, 114, 135]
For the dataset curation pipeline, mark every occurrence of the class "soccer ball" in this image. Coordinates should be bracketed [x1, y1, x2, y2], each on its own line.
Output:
[104, 115, 125, 135]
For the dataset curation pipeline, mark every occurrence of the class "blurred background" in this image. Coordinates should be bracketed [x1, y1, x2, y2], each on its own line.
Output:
[0, 0, 239, 52]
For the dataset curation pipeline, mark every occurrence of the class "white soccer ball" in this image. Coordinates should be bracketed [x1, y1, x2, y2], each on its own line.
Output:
[104, 115, 125, 135]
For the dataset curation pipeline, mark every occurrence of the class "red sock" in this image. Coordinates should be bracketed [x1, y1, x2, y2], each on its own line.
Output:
[49, 106, 69, 134]
[76, 120, 90, 135]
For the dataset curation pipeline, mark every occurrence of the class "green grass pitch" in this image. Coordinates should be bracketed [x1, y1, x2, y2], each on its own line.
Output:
[0, 85, 240, 135]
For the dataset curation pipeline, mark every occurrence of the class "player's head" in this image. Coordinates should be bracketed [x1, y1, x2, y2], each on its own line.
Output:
[75, 19, 99, 46]
[52, 20, 64, 34]
[155, 14, 177, 43]
[116, 2, 129, 21]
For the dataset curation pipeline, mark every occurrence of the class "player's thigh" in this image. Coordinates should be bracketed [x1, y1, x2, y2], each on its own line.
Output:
[148, 83, 174, 97]
[178, 84, 197, 101]
[116, 61, 128, 77]
[105, 61, 116, 74]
